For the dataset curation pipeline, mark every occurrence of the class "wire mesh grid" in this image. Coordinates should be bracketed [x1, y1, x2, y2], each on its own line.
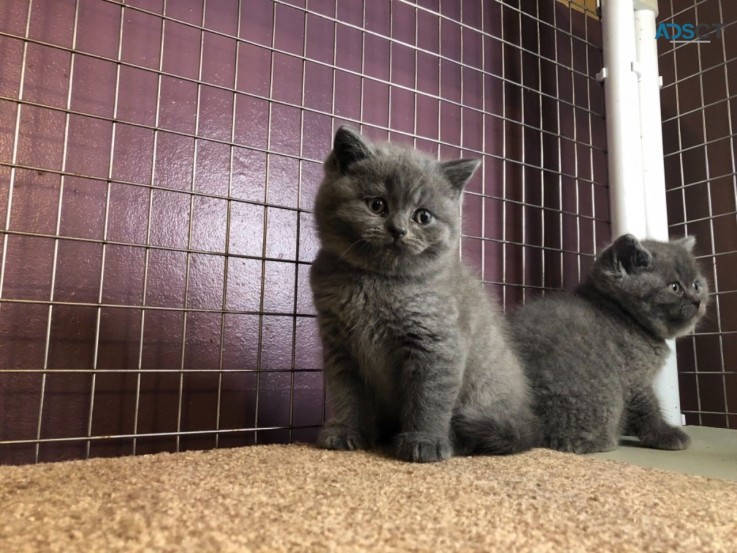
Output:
[0, 0, 609, 464]
[660, 0, 737, 429]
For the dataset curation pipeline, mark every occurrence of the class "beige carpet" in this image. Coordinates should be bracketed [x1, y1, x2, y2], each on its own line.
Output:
[2, 445, 736, 552]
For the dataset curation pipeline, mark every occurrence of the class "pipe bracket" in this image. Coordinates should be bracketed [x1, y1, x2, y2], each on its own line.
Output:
[631, 61, 643, 79]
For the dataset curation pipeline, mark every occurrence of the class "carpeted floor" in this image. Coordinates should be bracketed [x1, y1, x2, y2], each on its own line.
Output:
[2, 445, 736, 552]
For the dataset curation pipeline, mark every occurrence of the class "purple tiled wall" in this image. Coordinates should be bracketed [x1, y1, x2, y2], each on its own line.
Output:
[660, 0, 737, 429]
[0, 0, 608, 464]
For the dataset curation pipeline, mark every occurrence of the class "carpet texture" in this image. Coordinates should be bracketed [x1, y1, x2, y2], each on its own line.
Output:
[2, 445, 736, 552]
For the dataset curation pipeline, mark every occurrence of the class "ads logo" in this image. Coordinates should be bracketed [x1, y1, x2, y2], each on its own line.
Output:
[655, 22, 725, 43]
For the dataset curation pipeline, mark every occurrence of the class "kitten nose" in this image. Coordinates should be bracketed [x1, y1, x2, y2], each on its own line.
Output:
[388, 224, 407, 240]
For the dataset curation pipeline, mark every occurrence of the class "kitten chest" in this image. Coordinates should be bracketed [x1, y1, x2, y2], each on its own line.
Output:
[331, 276, 446, 400]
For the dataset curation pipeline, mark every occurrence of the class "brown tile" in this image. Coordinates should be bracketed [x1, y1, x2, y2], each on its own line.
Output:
[676, 74, 702, 114]
[697, 373, 726, 413]
[685, 218, 713, 254]
[712, 215, 737, 256]
[697, 302, 721, 335]
[704, 103, 732, 142]
[709, 176, 737, 217]
[700, 413, 728, 429]
[0, 444, 37, 466]
[89, 371, 139, 437]
[705, 138, 734, 178]
[505, 243, 524, 286]
[718, 293, 737, 332]
[664, 154, 682, 189]
[39, 372, 92, 440]
[677, 337, 697, 373]
[678, 371, 699, 412]
[683, 182, 710, 222]
[661, 81, 677, 119]
[678, 110, 705, 150]
[562, 252, 582, 291]
[542, 250, 562, 289]
[694, 333, 723, 371]
[257, 371, 292, 427]
[722, 336, 737, 374]
[701, 64, 727, 106]
[658, 50, 675, 90]
[666, 189, 685, 226]
[524, 247, 544, 289]
[684, 412, 701, 425]
[716, 252, 737, 292]
[725, 373, 737, 414]
[484, 239, 504, 284]
[662, 117, 679, 157]
[97, 308, 143, 372]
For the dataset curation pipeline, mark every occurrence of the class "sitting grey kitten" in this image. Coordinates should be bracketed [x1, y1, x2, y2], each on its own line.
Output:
[510, 234, 708, 454]
[310, 127, 538, 463]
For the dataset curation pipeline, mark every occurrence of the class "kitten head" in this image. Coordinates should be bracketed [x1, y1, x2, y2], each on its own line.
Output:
[587, 234, 709, 339]
[314, 126, 480, 276]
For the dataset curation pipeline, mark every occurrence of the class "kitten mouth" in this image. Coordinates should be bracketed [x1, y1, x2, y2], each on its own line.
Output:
[384, 238, 408, 251]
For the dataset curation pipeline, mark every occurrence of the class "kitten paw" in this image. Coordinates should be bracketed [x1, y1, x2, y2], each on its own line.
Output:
[640, 427, 691, 450]
[318, 424, 368, 451]
[394, 432, 452, 463]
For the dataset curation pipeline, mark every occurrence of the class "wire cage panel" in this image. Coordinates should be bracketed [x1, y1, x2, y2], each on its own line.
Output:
[0, 0, 609, 464]
[660, 0, 737, 429]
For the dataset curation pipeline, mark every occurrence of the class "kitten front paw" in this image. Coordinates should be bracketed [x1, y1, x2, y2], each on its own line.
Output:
[318, 424, 369, 451]
[394, 432, 452, 463]
[640, 427, 691, 450]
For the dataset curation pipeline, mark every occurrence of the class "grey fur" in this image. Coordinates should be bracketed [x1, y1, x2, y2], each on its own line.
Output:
[510, 234, 709, 454]
[310, 127, 538, 462]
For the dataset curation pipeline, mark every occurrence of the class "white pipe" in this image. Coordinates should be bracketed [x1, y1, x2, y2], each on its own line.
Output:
[634, 4, 683, 426]
[635, 9, 669, 241]
[600, 0, 647, 238]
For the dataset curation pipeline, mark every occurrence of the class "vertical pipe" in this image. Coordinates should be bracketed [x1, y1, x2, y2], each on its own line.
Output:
[600, 0, 647, 238]
[635, 9, 669, 241]
[634, 5, 682, 426]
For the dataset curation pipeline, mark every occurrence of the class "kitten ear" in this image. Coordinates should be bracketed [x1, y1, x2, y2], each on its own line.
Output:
[332, 126, 372, 173]
[604, 234, 653, 274]
[674, 235, 696, 253]
[438, 159, 481, 192]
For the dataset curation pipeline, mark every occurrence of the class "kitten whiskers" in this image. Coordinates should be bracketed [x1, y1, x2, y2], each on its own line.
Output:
[338, 239, 364, 262]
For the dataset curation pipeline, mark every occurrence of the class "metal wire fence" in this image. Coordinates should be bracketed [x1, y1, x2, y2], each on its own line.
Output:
[660, 0, 737, 429]
[0, 0, 609, 464]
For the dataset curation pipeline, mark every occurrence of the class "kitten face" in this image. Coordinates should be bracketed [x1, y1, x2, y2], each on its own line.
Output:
[314, 127, 479, 276]
[589, 234, 709, 339]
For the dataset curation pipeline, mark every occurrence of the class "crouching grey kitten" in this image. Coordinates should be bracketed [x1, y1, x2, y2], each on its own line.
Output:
[310, 127, 538, 463]
[510, 234, 708, 454]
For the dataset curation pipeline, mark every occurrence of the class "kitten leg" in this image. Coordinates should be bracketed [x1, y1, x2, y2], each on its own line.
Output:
[317, 326, 376, 451]
[626, 388, 691, 450]
[540, 392, 623, 454]
[319, 373, 375, 451]
[394, 344, 463, 463]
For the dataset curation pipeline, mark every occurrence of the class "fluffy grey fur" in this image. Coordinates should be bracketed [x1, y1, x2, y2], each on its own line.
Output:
[310, 127, 538, 463]
[510, 234, 708, 453]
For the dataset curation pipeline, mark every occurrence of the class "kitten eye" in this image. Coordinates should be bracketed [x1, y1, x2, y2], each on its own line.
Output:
[692, 281, 700, 291]
[669, 282, 683, 295]
[366, 197, 386, 215]
[413, 209, 433, 225]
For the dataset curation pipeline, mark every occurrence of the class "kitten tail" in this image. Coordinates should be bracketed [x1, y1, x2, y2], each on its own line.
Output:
[452, 410, 540, 455]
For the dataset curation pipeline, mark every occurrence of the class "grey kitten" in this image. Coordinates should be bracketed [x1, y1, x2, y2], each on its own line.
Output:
[510, 234, 708, 454]
[310, 127, 538, 463]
